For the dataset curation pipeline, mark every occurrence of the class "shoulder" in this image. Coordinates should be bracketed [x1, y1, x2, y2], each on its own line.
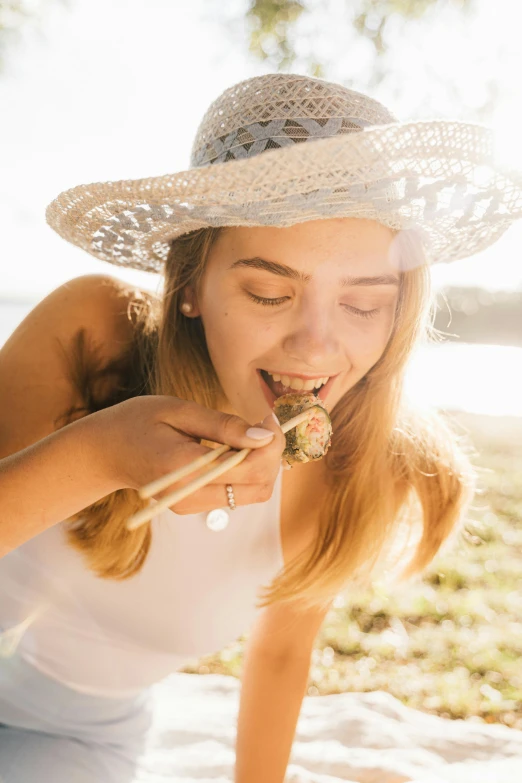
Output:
[51, 274, 159, 416]
[25, 273, 159, 371]
[48, 273, 155, 353]
[1, 273, 140, 366]
[0, 274, 158, 456]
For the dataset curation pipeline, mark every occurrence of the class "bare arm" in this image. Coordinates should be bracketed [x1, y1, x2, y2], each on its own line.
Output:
[234, 597, 333, 782]
[235, 646, 312, 783]
[0, 411, 118, 556]
[0, 274, 139, 556]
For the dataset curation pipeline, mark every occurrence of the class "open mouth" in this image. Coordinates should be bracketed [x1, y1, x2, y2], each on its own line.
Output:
[258, 369, 336, 405]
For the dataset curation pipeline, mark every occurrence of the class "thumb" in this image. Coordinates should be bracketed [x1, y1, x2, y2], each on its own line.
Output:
[245, 412, 278, 446]
[262, 411, 282, 431]
[246, 411, 286, 451]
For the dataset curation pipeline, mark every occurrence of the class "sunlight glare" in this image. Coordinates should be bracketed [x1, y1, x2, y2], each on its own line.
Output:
[492, 104, 522, 175]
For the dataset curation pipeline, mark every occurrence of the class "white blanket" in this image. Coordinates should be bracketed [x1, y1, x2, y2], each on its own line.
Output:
[135, 672, 522, 782]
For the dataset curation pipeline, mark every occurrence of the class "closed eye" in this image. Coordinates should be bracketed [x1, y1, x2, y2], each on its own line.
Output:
[247, 292, 288, 307]
[342, 304, 381, 320]
[246, 292, 381, 319]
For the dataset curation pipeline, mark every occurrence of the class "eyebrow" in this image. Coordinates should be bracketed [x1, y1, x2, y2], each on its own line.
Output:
[229, 257, 400, 287]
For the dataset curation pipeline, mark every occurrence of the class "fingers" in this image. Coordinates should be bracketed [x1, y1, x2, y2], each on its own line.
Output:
[150, 411, 286, 512]
[152, 436, 282, 498]
[215, 412, 286, 486]
[162, 481, 277, 515]
[236, 414, 286, 484]
[158, 399, 278, 451]
[253, 412, 286, 454]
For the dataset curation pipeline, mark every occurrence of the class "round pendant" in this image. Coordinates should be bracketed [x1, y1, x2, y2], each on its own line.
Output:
[205, 508, 230, 532]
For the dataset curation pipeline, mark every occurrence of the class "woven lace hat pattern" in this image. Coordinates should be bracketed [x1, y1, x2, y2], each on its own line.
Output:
[45, 73, 522, 272]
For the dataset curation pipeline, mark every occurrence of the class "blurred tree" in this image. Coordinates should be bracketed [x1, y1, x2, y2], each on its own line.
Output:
[0, 0, 66, 72]
[236, 0, 500, 120]
[245, 0, 473, 75]
[352, 0, 473, 56]
[1, 0, 25, 69]
[246, 1, 312, 73]
[0, 0, 492, 120]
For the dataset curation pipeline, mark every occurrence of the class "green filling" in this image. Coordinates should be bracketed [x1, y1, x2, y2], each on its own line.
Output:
[274, 393, 333, 464]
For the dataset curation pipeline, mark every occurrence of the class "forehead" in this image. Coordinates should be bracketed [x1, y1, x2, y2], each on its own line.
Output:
[212, 218, 397, 273]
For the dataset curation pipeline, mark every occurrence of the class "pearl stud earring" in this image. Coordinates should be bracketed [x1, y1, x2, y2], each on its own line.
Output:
[181, 302, 193, 314]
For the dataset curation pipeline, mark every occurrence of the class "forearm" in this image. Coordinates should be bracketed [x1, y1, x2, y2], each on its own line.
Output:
[235, 647, 311, 783]
[0, 412, 120, 556]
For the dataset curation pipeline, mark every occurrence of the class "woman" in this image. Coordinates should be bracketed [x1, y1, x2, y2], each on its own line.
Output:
[0, 72, 520, 782]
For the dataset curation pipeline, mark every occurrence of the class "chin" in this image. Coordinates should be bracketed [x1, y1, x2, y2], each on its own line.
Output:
[221, 393, 263, 424]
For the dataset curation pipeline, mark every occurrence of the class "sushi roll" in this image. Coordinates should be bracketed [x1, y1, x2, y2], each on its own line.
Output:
[274, 392, 333, 464]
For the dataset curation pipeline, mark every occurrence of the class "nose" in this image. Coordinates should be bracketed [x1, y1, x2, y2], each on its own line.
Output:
[282, 295, 341, 369]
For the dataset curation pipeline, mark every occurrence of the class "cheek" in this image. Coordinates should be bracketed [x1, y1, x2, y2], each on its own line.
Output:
[347, 318, 394, 367]
[202, 305, 266, 367]
[203, 312, 236, 353]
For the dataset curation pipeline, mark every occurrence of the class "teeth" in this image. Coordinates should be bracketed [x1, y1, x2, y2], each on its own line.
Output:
[266, 371, 329, 391]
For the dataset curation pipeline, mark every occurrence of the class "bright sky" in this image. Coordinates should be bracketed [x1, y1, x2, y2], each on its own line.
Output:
[1, 0, 522, 301]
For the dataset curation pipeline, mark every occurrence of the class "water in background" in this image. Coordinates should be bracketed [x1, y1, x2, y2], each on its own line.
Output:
[1, 299, 521, 417]
[403, 342, 522, 417]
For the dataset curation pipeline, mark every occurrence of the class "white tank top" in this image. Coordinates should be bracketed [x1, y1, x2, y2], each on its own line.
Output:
[0, 467, 284, 697]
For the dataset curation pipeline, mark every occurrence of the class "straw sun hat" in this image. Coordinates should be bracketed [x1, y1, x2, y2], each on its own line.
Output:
[46, 72, 522, 273]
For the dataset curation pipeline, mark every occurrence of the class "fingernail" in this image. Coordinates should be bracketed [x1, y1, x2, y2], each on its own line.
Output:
[246, 427, 275, 441]
[261, 412, 279, 428]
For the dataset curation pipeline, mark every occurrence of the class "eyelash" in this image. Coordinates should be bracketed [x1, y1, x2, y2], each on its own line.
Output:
[246, 292, 381, 320]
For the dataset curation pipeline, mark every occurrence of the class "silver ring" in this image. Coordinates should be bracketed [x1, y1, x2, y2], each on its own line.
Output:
[225, 484, 236, 510]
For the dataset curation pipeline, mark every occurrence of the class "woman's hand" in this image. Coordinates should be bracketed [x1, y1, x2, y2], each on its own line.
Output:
[94, 395, 286, 514]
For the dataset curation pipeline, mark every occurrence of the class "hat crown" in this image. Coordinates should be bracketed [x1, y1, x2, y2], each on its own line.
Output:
[190, 73, 397, 169]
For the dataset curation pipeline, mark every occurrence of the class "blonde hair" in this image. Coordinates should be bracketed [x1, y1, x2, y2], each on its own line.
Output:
[60, 225, 477, 609]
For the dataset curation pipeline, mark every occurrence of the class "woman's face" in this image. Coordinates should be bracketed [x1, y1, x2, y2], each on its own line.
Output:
[187, 218, 400, 424]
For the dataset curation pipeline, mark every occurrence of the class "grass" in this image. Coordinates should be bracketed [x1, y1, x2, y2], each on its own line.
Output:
[180, 411, 522, 730]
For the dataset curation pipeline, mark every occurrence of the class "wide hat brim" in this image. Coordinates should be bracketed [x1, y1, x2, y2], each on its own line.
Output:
[46, 119, 522, 273]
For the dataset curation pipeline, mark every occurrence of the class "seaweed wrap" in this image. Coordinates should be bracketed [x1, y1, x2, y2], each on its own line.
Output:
[274, 392, 332, 464]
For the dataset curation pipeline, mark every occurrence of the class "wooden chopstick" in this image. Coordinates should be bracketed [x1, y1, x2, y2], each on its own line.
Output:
[125, 407, 315, 531]
[126, 447, 251, 530]
[138, 443, 231, 500]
